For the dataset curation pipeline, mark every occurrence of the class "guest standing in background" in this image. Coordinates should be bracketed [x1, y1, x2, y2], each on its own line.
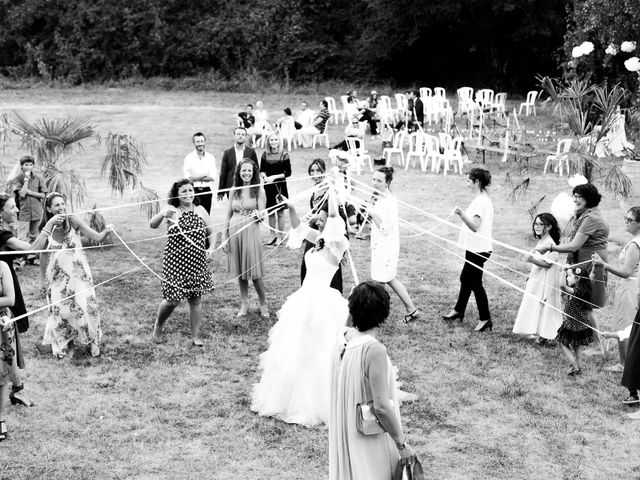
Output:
[260, 133, 291, 246]
[217, 127, 259, 201]
[183, 132, 217, 215]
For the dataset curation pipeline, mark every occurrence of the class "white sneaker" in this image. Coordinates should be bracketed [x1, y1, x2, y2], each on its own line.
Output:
[626, 410, 640, 420]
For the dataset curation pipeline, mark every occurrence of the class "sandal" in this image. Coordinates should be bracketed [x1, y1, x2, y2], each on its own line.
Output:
[403, 309, 421, 324]
[260, 304, 270, 319]
[10, 384, 34, 407]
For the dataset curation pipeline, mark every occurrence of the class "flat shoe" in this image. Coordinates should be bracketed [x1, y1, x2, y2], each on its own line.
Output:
[237, 304, 249, 317]
[260, 305, 270, 319]
[191, 339, 204, 347]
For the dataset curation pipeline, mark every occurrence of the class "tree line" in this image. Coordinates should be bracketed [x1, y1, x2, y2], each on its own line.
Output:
[0, 0, 573, 92]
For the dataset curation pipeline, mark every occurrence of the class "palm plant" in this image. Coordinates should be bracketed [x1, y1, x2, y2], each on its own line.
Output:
[102, 132, 159, 218]
[538, 76, 631, 197]
[10, 112, 95, 206]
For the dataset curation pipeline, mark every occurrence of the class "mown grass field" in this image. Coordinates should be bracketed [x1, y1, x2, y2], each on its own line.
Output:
[0, 88, 639, 479]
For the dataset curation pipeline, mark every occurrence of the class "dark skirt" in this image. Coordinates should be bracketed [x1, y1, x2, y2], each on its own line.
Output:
[622, 310, 640, 390]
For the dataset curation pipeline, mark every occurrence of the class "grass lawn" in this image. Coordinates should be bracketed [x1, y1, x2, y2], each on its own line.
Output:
[0, 87, 639, 479]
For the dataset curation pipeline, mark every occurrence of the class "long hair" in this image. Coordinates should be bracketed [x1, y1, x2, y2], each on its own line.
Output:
[39, 192, 67, 231]
[265, 133, 281, 155]
[0, 193, 11, 213]
[533, 212, 560, 244]
[167, 178, 198, 208]
[232, 159, 260, 199]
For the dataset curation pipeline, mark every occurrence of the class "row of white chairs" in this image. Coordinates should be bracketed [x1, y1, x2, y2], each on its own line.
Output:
[383, 131, 466, 175]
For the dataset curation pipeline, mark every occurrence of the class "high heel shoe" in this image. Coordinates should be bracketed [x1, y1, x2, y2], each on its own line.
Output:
[442, 310, 464, 322]
[264, 237, 277, 246]
[474, 319, 493, 332]
[0, 420, 7, 442]
[10, 385, 34, 407]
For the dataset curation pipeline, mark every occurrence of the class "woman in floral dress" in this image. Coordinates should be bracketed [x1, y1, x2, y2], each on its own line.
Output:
[37, 192, 114, 359]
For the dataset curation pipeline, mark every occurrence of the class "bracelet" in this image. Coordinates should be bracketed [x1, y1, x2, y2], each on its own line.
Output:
[41, 229, 52, 236]
[395, 438, 407, 449]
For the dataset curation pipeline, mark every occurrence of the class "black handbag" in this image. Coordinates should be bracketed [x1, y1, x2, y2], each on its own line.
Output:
[393, 457, 426, 480]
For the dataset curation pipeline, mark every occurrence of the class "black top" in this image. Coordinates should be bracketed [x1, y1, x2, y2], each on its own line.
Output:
[0, 230, 29, 332]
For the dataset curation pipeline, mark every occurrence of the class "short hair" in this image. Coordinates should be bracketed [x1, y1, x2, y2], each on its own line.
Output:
[284, 107, 292, 116]
[308, 158, 326, 176]
[321, 100, 328, 108]
[414, 90, 420, 98]
[192, 132, 205, 143]
[468, 167, 492, 190]
[349, 281, 391, 331]
[20, 155, 35, 166]
[246, 103, 253, 109]
[301, 101, 308, 106]
[628, 206, 640, 222]
[572, 183, 602, 208]
[168, 178, 199, 208]
[234, 126, 247, 135]
[376, 166, 394, 186]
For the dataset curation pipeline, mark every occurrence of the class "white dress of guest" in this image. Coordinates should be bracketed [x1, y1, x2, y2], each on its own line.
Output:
[370, 194, 399, 282]
[513, 236, 563, 339]
[610, 236, 640, 331]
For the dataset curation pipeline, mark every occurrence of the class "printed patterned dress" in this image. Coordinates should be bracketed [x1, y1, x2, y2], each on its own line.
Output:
[556, 293, 593, 348]
[162, 210, 214, 301]
[42, 227, 102, 356]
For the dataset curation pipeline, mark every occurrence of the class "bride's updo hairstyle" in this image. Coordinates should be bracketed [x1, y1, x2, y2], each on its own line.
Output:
[377, 166, 394, 187]
[348, 281, 390, 331]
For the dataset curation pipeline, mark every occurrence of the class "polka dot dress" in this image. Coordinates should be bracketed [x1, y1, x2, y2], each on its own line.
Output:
[162, 210, 214, 301]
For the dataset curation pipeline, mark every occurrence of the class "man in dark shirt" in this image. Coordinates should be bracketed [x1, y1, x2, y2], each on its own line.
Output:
[217, 127, 259, 200]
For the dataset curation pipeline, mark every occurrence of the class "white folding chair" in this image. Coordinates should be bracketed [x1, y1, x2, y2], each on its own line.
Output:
[419, 87, 432, 99]
[493, 92, 507, 115]
[424, 135, 442, 172]
[441, 136, 465, 176]
[278, 119, 298, 152]
[405, 132, 427, 171]
[345, 137, 373, 175]
[325, 96, 342, 125]
[383, 129, 407, 167]
[433, 87, 446, 98]
[544, 139, 573, 175]
[457, 87, 475, 115]
[312, 130, 329, 149]
[519, 91, 538, 116]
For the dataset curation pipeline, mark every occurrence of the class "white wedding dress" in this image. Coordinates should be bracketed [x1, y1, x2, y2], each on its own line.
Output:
[251, 219, 349, 427]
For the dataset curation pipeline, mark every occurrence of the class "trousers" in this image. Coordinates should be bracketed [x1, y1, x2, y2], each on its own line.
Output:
[454, 250, 491, 320]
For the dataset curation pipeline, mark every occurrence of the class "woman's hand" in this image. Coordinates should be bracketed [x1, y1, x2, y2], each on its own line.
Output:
[164, 207, 178, 224]
[398, 443, 416, 466]
[591, 252, 605, 268]
[0, 315, 10, 332]
[104, 224, 115, 234]
[46, 214, 65, 230]
[538, 245, 551, 254]
[454, 207, 463, 217]
[602, 331, 620, 340]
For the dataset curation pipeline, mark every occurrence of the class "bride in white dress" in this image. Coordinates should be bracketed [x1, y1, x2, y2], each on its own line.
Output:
[251, 188, 349, 427]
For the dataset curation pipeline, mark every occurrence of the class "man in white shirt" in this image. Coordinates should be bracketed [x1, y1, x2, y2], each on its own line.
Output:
[183, 132, 218, 214]
[296, 101, 314, 129]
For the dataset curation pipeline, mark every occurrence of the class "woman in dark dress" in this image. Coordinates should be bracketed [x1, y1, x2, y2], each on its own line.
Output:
[300, 159, 356, 293]
[0, 193, 39, 407]
[260, 133, 291, 246]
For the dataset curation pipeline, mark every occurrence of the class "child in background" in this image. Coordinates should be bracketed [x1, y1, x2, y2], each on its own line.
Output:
[557, 267, 594, 376]
[12, 156, 46, 265]
[603, 322, 640, 411]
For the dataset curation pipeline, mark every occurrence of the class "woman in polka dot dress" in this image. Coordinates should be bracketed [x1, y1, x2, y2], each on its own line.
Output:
[150, 179, 215, 346]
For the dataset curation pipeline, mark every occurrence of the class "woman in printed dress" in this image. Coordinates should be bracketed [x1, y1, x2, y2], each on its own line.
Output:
[37, 192, 114, 359]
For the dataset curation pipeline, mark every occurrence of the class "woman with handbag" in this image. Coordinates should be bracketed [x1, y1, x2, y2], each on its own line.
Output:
[329, 281, 415, 480]
[260, 133, 291, 246]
